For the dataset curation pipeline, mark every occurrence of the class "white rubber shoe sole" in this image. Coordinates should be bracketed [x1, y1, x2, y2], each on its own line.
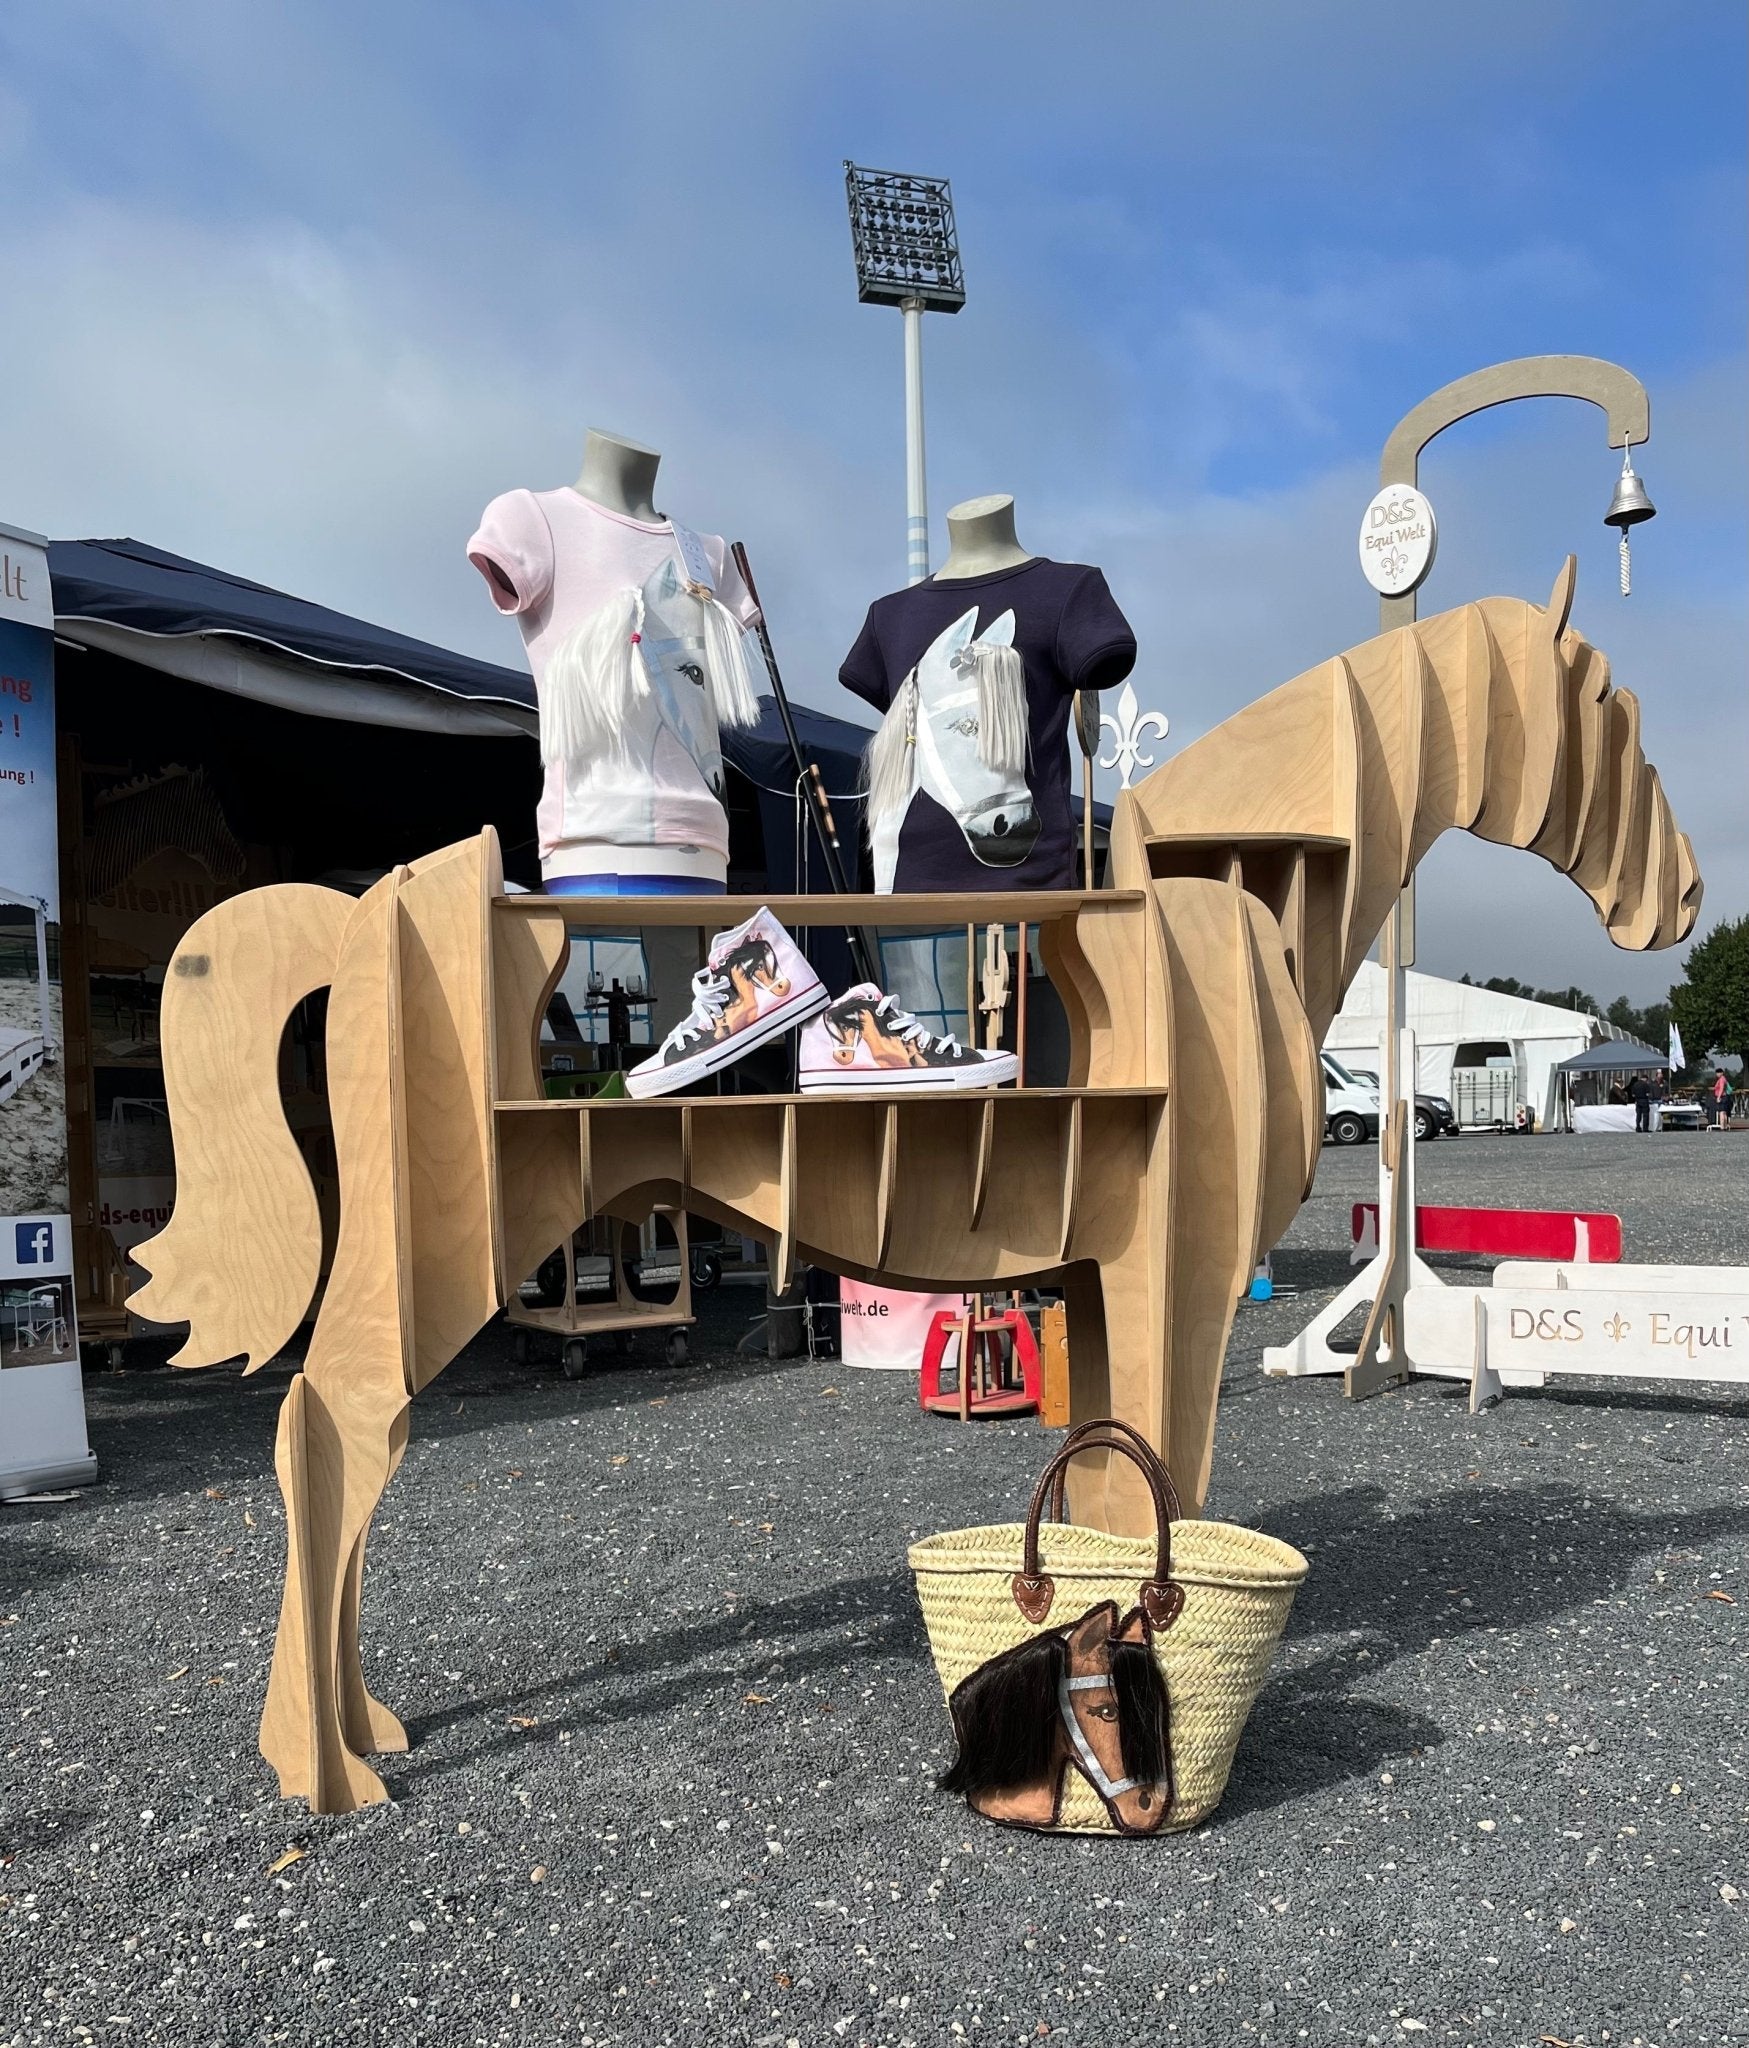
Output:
[798, 1052, 1020, 1094]
[625, 982, 830, 1099]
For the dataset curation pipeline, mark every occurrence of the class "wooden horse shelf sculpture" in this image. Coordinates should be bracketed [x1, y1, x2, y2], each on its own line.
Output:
[132, 561, 1699, 1812]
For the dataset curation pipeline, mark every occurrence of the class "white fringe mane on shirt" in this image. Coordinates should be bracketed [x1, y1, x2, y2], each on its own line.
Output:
[540, 588, 648, 764]
[968, 640, 1027, 776]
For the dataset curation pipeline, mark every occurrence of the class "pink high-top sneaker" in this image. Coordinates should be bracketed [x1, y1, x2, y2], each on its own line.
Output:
[626, 909, 827, 1099]
[798, 984, 1019, 1092]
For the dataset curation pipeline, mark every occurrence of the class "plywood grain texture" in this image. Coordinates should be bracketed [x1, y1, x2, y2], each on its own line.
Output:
[131, 883, 350, 1369]
[135, 571, 1700, 1811]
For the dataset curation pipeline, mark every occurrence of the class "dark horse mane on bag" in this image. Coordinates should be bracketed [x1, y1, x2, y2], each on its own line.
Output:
[1108, 1637, 1169, 1787]
[939, 1631, 1068, 1798]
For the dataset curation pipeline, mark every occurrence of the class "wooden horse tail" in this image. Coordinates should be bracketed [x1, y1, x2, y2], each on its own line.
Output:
[130, 883, 352, 1372]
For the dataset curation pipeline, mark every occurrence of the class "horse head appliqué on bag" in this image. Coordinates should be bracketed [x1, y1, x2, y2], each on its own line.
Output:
[939, 1599, 1173, 1834]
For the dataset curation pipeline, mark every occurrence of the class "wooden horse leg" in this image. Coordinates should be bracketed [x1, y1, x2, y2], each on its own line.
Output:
[1060, 1261, 1113, 1429]
[336, 1408, 411, 1756]
[259, 839, 505, 1813]
[1062, 1238, 1172, 1537]
[260, 1374, 410, 1810]
[1071, 878, 1301, 1531]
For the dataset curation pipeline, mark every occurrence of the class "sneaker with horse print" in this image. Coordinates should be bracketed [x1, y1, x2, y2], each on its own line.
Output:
[798, 984, 1019, 1093]
[625, 909, 827, 1098]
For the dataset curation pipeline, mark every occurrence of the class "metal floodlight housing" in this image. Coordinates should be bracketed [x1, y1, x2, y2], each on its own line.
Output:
[843, 161, 966, 313]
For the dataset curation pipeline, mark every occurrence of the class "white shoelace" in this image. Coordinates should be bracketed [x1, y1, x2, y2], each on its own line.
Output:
[875, 994, 960, 1058]
[663, 967, 733, 1055]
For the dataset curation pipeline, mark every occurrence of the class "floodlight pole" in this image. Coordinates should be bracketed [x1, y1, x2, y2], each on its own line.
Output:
[1345, 355, 1652, 1402]
[844, 163, 964, 588]
[902, 297, 930, 583]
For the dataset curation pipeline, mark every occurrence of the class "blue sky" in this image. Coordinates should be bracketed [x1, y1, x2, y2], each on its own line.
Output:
[1, 1, 1742, 1000]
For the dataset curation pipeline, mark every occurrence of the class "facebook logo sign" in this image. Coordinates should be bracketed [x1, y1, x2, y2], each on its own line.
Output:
[4, 1214, 70, 1281]
[14, 1220, 54, 1265]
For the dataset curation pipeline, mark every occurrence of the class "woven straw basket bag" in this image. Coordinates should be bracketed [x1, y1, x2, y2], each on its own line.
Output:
[910, 1420, 1307, 1834]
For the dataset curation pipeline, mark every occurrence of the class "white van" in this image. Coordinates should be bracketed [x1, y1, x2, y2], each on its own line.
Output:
[1320, 1052, 1381, 1146]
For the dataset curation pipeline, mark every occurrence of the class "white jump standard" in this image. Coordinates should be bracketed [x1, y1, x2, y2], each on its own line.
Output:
[1412, 1263, 1749, 1410]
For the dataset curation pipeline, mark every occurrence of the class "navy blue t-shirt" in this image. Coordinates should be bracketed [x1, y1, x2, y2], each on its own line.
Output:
[839, 558, 1136, 892]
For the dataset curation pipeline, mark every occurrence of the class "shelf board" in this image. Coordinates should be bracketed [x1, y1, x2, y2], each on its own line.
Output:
[493, 890, 1142, 928]
[1141, 829, 1350, 848]
[495, 1087, 1165, 1111]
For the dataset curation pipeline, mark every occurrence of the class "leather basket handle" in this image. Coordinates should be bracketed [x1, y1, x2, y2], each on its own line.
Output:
[1010, 1422, 1183, 1632]
[1044, 1417, 1183, 1527]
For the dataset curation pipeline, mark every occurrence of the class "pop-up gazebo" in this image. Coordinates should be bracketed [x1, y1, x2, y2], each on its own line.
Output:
[1555, 1035, 1670, 1132]
[1554, 1039, 1668, 1075]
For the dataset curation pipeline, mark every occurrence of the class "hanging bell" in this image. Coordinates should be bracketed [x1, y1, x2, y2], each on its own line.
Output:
[1604, 449, 1656, 529]
[1603, 443, 1655, 596]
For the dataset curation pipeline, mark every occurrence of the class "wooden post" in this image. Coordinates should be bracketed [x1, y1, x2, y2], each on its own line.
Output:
[1015, 923, 1029, 1087]
[1075, 687, 1100, 892]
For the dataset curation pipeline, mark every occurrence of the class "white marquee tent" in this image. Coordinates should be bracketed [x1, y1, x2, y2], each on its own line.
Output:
[1322, 961, 1657, 1129]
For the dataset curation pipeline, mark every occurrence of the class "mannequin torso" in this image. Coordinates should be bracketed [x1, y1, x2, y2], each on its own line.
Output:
[574, 428, 662, 522]
[841, 501, 1137, 894]
[933, 494, 1033, 580]
[564, 429, 719, 891]
[469, 427, 762, 900]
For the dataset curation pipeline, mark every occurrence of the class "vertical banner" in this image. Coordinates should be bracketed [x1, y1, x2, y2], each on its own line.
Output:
[0, 521, 96, 1496]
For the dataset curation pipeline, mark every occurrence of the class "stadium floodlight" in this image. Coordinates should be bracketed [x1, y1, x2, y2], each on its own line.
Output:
[844, 163, 966, 583]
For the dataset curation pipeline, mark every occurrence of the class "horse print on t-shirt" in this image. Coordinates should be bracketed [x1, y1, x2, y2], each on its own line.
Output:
[864, 606, 1041, 893]
[538, 554, 739, 860]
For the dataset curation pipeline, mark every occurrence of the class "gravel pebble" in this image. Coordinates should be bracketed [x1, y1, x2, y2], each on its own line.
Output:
[3, 1130, 1745, 2045]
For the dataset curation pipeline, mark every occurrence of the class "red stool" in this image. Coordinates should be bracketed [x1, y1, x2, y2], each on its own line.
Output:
[920, 1305, 1042, 1420]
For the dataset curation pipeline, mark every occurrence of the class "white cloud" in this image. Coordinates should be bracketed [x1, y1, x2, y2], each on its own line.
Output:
[0, 36, 1739, 1014]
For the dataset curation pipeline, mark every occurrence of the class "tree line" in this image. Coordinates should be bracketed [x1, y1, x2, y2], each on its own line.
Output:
[1462, 912, 1748, 1077]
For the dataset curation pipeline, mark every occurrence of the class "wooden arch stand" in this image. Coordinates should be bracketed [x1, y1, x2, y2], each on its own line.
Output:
[1344, 355, 1657, 1402]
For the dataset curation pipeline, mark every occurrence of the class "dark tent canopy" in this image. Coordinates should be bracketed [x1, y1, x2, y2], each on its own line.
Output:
[47, 535, 1107, 915]
[50, 537, 536, 735]
[47, 536, 876, 798]
[1555, 1038, 1667, 1073]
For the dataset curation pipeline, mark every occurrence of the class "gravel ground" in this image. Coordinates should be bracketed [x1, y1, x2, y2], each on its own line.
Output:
[4, 1131, 1747, 2048]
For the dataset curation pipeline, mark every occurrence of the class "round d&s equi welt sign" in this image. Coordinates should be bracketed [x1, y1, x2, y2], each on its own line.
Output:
[1358, 484, 1438, 597]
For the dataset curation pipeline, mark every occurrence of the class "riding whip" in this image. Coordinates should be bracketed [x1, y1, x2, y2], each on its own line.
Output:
[731, 541, 879, 986]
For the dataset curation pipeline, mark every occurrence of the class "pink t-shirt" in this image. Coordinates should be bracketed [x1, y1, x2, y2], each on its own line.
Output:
[467, 488, 760, 884]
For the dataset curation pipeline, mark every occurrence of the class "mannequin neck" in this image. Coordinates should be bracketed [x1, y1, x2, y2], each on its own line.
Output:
[934, 494, 1032, 580]
[575, 429, 662, 523]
